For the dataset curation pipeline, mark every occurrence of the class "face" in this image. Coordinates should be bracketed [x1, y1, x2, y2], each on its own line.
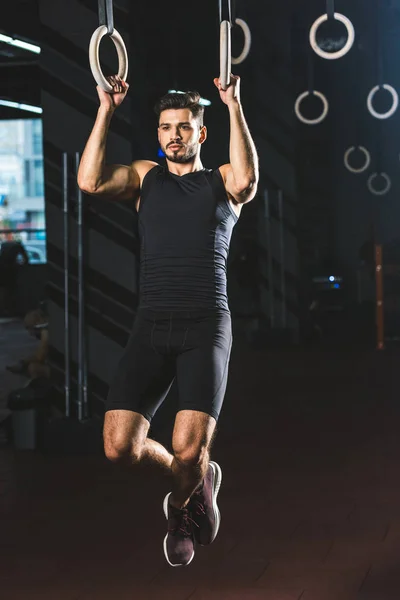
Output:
[158, 108, 206, 164]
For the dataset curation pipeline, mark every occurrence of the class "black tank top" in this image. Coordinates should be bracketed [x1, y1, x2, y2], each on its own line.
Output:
[138, 165, 238, 311]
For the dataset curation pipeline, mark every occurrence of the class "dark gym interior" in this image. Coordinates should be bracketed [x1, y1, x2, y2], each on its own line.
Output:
[2, 1, 400, 598]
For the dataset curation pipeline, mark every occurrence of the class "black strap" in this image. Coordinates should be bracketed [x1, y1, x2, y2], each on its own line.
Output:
[98, 0, 114, 35]
[231, 0, 236, 25]
[351, 52, 362, 144]
[307, 48, 314, 93]
[376, 122, 382, 172]
[219, 0, 233, 25]
[376, 1, 383, 85]
[326, 0, 335, 19]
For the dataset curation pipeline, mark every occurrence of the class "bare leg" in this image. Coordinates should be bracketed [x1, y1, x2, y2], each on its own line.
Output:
[104, 410, 173, 474]
[169, 410, 216, 509]
[140, 437, 173, 473]
[170, 450, 209, 508]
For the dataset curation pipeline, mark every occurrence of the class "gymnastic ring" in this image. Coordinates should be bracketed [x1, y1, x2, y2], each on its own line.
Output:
[367, 172, 391, 196]
[309, 12, 355, 60]
[89, 25, 128, 92]
[344, 146, 371, 174]
[367, 84, 398, 120]
[220, 20, 232, 91]
[294, 90, 329, 125]
[231, 19, 252, 65]
[220, 19, 252, 90]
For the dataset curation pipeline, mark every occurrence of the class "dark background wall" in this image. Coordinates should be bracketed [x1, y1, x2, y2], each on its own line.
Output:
[293, 0, 400, 293]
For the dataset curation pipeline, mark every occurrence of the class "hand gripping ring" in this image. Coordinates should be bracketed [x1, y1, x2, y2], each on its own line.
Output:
[89, 25, 128, 92]
[344, 146, 371, 174]
[367, 172, 391, 196]
[367, 84, 399, 120]
[220, 18, 252, 90]
[309, 12, 355, 60]
[294, 90, 329, 125]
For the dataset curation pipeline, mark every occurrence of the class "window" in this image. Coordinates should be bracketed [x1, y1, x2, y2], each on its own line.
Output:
[32, 119, 42, 155]
[0, 118, 46, 263]
[34, 159, 44, 196]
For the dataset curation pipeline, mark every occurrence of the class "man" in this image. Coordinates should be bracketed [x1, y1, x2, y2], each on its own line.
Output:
[78, 73, 258, 567]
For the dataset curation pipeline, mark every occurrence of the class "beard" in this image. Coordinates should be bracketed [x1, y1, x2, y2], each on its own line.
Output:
[164, 142, 198, 164]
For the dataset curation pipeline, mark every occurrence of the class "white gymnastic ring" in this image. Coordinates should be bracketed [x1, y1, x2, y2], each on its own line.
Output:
[89, 25, 128, 92]
[344, 146, 371, 174]
[367, 172, 391, 196]
[309, 12, 355, 60]
[219, 20, 232, 91]
[367, 84, 399, 119]
[231, 19, 252, 65]
[294, 90, 329, 125]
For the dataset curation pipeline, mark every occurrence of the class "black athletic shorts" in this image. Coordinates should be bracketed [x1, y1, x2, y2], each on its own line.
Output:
[105, 309, 232, 422]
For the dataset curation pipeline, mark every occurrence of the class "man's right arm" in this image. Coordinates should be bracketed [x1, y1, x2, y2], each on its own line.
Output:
[77, 76, 155, 202]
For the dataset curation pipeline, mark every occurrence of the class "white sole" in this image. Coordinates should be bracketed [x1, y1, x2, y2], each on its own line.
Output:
[163, 492, 195, 567]
[208, 461, 222, 544]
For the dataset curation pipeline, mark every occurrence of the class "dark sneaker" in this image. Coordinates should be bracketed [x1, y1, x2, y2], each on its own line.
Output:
[163, 492, 195, 567]
[189, 461, 222, 545]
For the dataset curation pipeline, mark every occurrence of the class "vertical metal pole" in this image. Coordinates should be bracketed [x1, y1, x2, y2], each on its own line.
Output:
[263, 189, 275, 328]
[278, 190, 287, 328]
[62, 153, 70, 418]
[375, 243, 384, 350]
[75, 153, 84, 421]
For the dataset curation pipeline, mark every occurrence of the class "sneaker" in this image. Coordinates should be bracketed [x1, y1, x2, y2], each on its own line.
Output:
[163, 492, 196, 567]
[189, 461, 222, 545]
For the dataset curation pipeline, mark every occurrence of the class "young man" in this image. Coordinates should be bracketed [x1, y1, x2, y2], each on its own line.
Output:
[78, 73, 258, 567]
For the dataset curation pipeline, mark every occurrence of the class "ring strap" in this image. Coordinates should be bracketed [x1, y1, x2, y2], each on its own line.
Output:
[326, 0, 335, 20]
[307, 48, 314, 93]
[231, 0, 237, 27]
[376, 3, 384, 86]
[376, 121, 382, 172]
[98, 0, 114, 35]
[219, 0, 232, 25]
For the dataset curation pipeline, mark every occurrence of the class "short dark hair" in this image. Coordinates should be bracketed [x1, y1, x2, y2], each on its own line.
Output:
[154, 91, 204, 127]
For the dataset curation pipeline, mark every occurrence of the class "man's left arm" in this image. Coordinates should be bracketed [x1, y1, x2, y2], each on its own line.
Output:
[214, 74, 259, 204]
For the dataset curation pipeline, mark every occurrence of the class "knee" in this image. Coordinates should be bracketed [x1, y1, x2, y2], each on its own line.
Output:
[173, 444, 208, 468]
[104, 439, 142, 465]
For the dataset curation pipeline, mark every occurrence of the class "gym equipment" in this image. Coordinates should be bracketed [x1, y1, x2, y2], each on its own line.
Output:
[309, 1, 355, 60]
[367, 84, 398, 120]
[367, 172, 391, 196]
[75, 152, 88, 422]
[62, 152, 87, 421]
[63, 152, 71, 417]
[89, 0, 128, 92]
[219, 0, 251, 90]
[40, 153, 102, 455]
[344, 146, 371, 174]
[366, 84, 391, 197]
[295, 90, 329, 125]
[367, 2, 398, 120]
[343, 50, 371, 174]
[375, 244, 384, 350]
[295, 48, 328, 125]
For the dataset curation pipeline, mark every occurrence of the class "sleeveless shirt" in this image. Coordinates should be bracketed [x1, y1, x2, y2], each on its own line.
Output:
[137, 165, 238, 311]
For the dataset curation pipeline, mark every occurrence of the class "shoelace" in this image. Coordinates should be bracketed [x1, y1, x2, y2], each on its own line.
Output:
[168, 507, 199, 537]
[194, 501, 206, 517]
[192, 486, 207, 517]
